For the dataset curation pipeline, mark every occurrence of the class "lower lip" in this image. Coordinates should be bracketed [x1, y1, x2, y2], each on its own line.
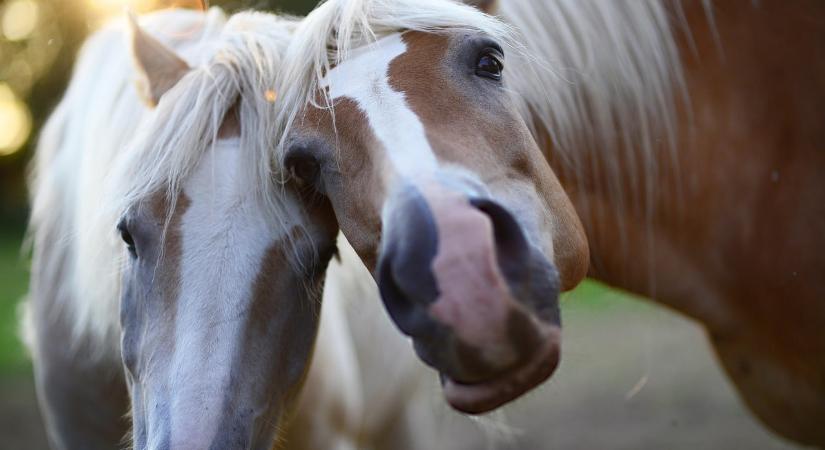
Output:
[440, 331, 561, 414]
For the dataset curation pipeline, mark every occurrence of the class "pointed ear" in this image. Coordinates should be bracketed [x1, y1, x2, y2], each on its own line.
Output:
[464, 0, 499, 14]
[128, 14, 190, 107]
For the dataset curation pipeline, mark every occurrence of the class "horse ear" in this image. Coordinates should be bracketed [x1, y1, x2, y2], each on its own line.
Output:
[128, 14, 190, 107]
[464, 0, 499, 14]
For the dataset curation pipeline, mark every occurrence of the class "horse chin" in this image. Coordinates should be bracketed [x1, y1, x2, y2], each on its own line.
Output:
[439, 326, 561, 414]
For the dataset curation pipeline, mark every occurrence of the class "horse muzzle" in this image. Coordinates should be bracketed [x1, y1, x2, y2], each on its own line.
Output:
[377, 181, 561, 413]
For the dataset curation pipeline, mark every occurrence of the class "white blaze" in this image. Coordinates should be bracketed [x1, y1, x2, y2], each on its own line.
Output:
[321, 33, 438, 179]
[169, 138, 278, 447]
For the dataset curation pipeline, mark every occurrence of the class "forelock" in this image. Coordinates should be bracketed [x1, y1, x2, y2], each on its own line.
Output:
[273, 0, 518, 164]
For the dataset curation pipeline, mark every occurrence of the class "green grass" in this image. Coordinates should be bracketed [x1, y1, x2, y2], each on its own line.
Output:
[0, 227, 31, 374]
[561, 277, 653, 313]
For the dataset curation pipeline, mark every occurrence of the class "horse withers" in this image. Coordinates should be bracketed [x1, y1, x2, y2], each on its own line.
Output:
[24, 9, 343, 449]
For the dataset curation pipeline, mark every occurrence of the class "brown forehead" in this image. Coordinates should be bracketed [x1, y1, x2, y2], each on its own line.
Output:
[387, 32, 452, 101]
[388, 31, 532, 177]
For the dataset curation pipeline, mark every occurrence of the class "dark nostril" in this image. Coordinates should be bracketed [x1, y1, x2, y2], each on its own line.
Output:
[377, 252, 418, 335]
[469, 198, 530, 282]
[377, 186, 441, 337]
[378, 256, 445, 339]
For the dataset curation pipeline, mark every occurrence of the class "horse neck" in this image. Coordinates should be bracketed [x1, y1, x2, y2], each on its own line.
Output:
[508, 2, 825, 442]
[515, 0, 825, 328]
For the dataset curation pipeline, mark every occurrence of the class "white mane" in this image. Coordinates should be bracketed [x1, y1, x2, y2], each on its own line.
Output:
[273, 0, 516, 159]
[498, 0, 687, 228]
[26, 8, 299, 358]
[273, 0, 685, 181]
[274, 0, 688, 277]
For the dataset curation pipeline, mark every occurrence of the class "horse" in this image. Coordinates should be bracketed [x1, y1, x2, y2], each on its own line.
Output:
[276, 0, 589, 417]
[482, 0, 825, 445]
[21, 8, 359, 449]
[273, 0, 825, 445]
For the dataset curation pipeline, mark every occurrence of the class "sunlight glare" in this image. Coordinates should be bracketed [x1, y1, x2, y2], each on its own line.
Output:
[2, 0, 40, 42]
[86, 0, 160, 16]
[0, 83, 32, 157]
[86, 0, 206, 17]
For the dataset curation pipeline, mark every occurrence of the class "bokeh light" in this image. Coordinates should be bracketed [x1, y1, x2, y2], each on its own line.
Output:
[2, 0, 40, 41]
[0, 83, 32, 157]
[85, 0, 207, 20]
[87, 0, 156, 11]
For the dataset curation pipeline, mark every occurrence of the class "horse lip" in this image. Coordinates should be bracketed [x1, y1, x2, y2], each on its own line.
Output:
[440, 328, 560, 414]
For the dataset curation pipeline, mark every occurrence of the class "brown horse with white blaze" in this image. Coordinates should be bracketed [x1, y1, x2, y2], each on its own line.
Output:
[276, 0, 825, 445]
[277, 0, 588, 414]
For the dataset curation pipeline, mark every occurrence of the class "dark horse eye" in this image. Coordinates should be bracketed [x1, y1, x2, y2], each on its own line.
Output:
[476, 52, 503, 80]
[117, 221, 137, 258]
[285, 147, 321, 188]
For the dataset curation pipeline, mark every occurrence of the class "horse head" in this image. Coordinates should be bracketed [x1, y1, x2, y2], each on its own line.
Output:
[114, 15, 337, 448]
[278, 0, 588, 414]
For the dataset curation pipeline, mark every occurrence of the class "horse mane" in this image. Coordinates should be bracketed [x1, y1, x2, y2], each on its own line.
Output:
[111, 10, 299, 222]
[26, 7, 299, 358]
[275, 0, 690, 284]
[273, 0, 516, 159]
[495, 0, 705, 289]
[498, 0, 687, 222]
[274, 0, 686, 188]
[274, 0, 686, 220]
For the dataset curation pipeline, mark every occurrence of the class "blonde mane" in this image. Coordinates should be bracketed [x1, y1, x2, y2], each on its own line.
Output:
[26, 8, 299, 357]
[273, 0, 685, 179]
[273, 0, 688, 283]
[498, 0, 687, 225]
[273, 0, 516, 159]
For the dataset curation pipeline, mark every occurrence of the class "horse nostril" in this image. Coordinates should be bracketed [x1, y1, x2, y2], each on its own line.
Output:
[377, 185, 441, 337]
[469, 197, 530, 282]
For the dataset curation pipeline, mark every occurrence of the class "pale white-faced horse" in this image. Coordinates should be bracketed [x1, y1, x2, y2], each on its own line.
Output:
[272, 0, 825, 446]
[23, 8, 366, 449]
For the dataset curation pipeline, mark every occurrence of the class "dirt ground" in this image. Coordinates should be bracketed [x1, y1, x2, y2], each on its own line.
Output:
[0, 297, 808, 450]
[0, 374, 49, 449]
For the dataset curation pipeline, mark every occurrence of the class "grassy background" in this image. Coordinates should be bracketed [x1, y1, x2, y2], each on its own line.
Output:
[0, 225, 30, 375]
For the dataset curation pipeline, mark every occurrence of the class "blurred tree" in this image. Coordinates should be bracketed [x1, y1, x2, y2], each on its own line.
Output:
[0, 0, 319, 228]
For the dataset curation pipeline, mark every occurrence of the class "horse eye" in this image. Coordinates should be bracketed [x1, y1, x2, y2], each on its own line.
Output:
[475, 52, 503, 80]
[117, 221, 137, 258]
[285, 149, 321, 188]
